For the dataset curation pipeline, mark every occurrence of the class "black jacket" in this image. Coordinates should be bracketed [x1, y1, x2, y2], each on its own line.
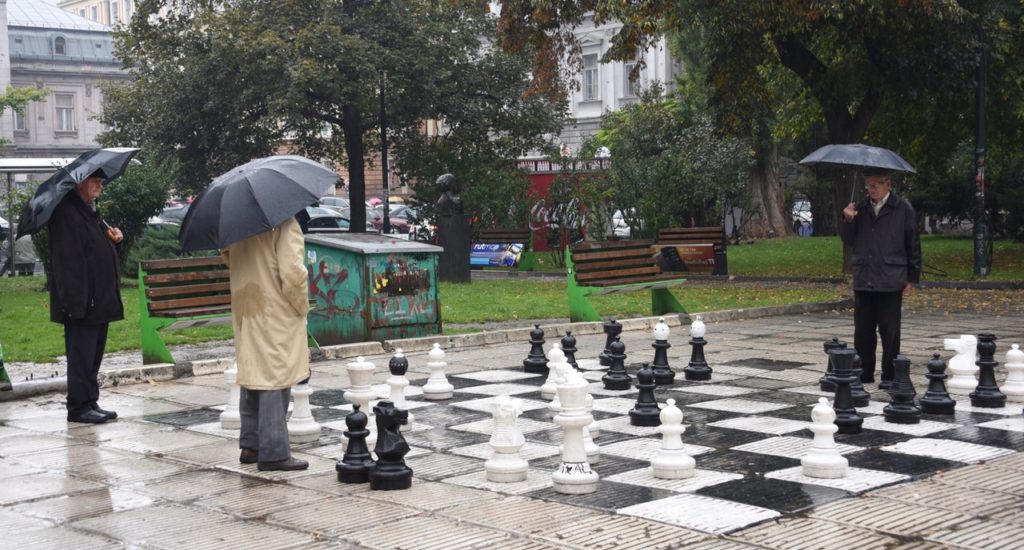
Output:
[839, 191, 922, 293]
[48, 192, 124, 324]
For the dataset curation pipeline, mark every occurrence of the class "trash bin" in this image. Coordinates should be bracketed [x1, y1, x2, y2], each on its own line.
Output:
[304, 233, 443, 346]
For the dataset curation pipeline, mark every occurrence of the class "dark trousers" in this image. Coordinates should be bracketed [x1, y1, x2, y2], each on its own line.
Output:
[64, 322, 109, 414]
[854, 291, 902, 382]
[239, 387, 292, 463]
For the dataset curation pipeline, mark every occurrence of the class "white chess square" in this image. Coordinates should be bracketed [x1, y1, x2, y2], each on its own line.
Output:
[976, 418, 1024, 432]
[449, 440, 561, 461]
[442, 469, 552, 494]
[779, 385, 835, 398]
[707, 416, 809, 436]
[686, 372, 744, 383]
[601, 438, 713, 460]
[881, 437, 1016, 463]
[576, 359, 604, 371]
[764, 466, 909, 493]
[860, 416, 961, 436]
[595, 416, 664, 437]
[455, 370, 543, 383]
[449, 397, 549, 413]
[854, 401, 888, 415]
[617, 493, 780, 535]
[452, 383, 540, 396]
[607, 467, 742, 492]
[187, 421, 240, 439]
[713, 365, 769, 377]
[687, 398, 792, 414]
[582, 371, 605, 382]
[449, 417, 554, 436]
[331, 400, 436, 412]
[731, 436, 861, 459]
[757, 369, 825, 384]
[590, 397, 642, 415]
[949, 401, 1022, 416]
[371, 383, 425, 399]
[587, 383, 637, 397]
[670, 385, 759, 397]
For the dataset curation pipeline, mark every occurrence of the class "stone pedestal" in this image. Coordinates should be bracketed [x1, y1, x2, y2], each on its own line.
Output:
[437, 214, 470, 283]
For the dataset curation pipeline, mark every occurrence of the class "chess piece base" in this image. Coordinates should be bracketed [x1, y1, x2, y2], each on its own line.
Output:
[629, 409, 661, 427]
[336, 461, 374, 484]
[801, 453, 848, 479]
[653, 371, 675, 385]
[683, 368, 711, 381]
[485, 455, 529, 483]
[552, 462, 598, 494]
[422, 389, 453, 400]
[288, 425, 320, 443]
[969, 393, 1007, 408]
[652, 452, 695, 480]
[369, 467, 413, 490]
[883, 407, 922, 424]
[920, 399, 956, 415]
[219, 412, 241, 430]
[602, 376, 631, 391]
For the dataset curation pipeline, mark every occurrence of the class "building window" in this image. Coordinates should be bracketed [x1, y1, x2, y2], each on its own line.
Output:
[125, 0, 132, 21]
[111, 0, 119, 23]
[55, 93, 75, 132]
[54, 36, 66, 55]
[79, 8, 86, 17]
[14, 108, 26, 131]
[623, 49, 641, 98]
[582, 54, 599, 101]
[91, 5, 98, 20]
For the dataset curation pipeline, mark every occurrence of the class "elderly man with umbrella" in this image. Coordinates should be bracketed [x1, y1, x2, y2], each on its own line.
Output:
[179, 155, 338, 471]
[17, 147, 139, 423]
[801, 144, 922, 389]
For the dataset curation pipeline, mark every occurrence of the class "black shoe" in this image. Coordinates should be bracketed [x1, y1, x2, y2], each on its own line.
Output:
[239, 449, 259, 464]
[257, 457, 309, 471]
[91, 404, 118, 420]
[67, 409, 109, 424]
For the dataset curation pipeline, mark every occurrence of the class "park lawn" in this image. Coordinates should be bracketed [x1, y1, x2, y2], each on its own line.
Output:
[0, 275, 842, 363]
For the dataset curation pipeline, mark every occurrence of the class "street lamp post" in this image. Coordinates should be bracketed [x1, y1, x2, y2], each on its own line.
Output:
[380, 71, 390, 235]
[974, 27, 988, 277]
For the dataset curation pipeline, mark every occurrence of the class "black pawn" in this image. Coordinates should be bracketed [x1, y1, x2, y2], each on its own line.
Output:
[819, 337, 846, 392]
[651, 331, 675, 386]
[970, 333, 1007, 408]
[850, 353, 871, 408]
[561, 331, 580, 371]
[683, 330, 711, 381]
[599, 319, 622, 367]
[629, 364, 661, 426]
[920, 353, 956, 415]
[523, 324, 549, 374]
[369, 400, 413, 490]
[336, 404, 375, 483]
[828, 348, 863, 434]
[883, 355, 922, 424]
[602, 337, 632, 390]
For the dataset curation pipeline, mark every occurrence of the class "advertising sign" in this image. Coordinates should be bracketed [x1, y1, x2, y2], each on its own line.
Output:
[654, 244, 717, 273]
[470, 242, 524, 268]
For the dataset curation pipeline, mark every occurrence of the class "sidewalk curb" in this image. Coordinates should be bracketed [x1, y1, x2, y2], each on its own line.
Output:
[0, 298, 853, 401]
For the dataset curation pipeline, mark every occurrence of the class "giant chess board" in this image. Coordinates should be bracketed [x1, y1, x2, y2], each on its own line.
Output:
[147, 357, 1024, 535]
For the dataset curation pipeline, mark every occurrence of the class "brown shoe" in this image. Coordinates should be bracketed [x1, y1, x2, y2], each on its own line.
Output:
[257, 457, 309, 471]
[239, 449, 258, 464]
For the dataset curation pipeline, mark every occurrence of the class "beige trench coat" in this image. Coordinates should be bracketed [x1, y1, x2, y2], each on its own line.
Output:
[222, 217, 310, 390]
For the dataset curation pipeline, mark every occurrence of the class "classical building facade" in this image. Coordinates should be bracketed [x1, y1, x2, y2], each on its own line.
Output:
[56, 0, 133, 26]
[1, 0, 125, 158]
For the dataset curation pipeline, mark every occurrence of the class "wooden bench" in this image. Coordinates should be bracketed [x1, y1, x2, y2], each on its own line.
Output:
[472, 228, 535, 271]
[565, 240, 687, 322]
[656, 226, 728, 275]
[138, 256, 232, 364]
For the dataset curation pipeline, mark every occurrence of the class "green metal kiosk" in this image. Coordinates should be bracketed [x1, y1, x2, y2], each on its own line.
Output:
[304, 233, 443, 346]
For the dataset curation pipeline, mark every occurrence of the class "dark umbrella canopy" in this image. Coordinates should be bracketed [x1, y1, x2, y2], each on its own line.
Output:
[178, 155, 339, 252]
[16, 147, 141, 238]
[799, 144, 916, 174]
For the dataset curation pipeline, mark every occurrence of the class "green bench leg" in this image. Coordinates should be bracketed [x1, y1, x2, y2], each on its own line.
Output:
[651, 288, 687, 317]
[517, 251, 536, 271]
[140, 317, 175, 365]
[566, 246, 601, 322]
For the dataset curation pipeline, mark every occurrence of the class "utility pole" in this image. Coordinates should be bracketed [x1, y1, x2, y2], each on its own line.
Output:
[973, 25, 988, 277]
[380, 71, 390, 234]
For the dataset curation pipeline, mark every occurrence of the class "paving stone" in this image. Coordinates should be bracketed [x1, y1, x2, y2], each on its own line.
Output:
[10, 445, 132, 471]
[1, 526, 121, 549]
[344, 514, 517, 550]
[808, 497, 975, 536]
[0, 508, 55, 534]
[358, 478, 501, 511]
[100, 428, 225, 454]
[130, 469, 258, 502]
[871, 480, 1024, 515]
[404, 452, 482, 480]
[71, 503, 231, 545]
[536, 514, 707, 549]
[65, 419, 167, 442]
[195, 483, 333, 519]
[926, 518, 1024, 550]
[731, 516, 900, 549]
[881, 437, 1016, 463]
[762, 466, 909, 493]
[0, 473, 104, 505]
[0, 433, 81, 456]
[439, 496, 604, 536]
[12, 488, 154, 523]
[73, 455, 193, 484]
[441, 469, 553, 495]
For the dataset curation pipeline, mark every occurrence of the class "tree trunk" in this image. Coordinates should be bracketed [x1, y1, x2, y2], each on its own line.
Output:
[342, 104, 367, 232]
[744, 136, 791, 239]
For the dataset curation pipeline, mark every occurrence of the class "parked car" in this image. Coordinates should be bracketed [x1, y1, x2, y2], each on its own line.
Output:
[371, 204, 417, 234]
[159, 203, 191, 224]
[319, 195, 350, 213]
[305, 206, 351, 232]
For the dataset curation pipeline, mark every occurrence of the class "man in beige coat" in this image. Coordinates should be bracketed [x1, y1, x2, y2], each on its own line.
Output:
[223, 216, 311, 471]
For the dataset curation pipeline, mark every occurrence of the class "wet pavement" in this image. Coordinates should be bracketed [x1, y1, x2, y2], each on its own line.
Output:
[2, 307, 1023, 549]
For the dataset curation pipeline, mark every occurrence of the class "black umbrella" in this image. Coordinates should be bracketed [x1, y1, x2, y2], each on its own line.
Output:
[16, 147, 141, 238]
[799, 144, 916, 174]
[178, 155, 339, 252]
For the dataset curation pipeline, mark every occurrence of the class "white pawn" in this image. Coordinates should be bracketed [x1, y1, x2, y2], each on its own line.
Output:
[651, 399, 694, 479]
[1001, 344, 1024, 403]
[219, 361, 241, 430]
[552, 368, 599, 494]
[944, 334, 979, 395]
[387, 349, 414, 431]
[541, 344, 566, 400]
[422, 343, 454, 400]
[344, 356, 378, 450]
[485, 395, 529, 482]
[801, 397, 847, 479]
[287, 381, 320, 443]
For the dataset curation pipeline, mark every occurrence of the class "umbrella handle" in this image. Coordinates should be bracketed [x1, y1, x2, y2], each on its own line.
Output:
[100, 219, 122, 244]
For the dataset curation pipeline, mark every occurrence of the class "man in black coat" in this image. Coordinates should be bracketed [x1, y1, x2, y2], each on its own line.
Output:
[49, 169, 125, 423]
[839, 168, 922, 389]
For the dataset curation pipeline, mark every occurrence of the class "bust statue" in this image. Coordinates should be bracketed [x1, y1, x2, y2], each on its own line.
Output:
[435, 173, 464, 216]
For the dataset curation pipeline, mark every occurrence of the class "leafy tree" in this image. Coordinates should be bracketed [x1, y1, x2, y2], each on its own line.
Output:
[0, 86, 49, 147]
[99, 159, 177, 272]
[103, 0, 562, 233]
